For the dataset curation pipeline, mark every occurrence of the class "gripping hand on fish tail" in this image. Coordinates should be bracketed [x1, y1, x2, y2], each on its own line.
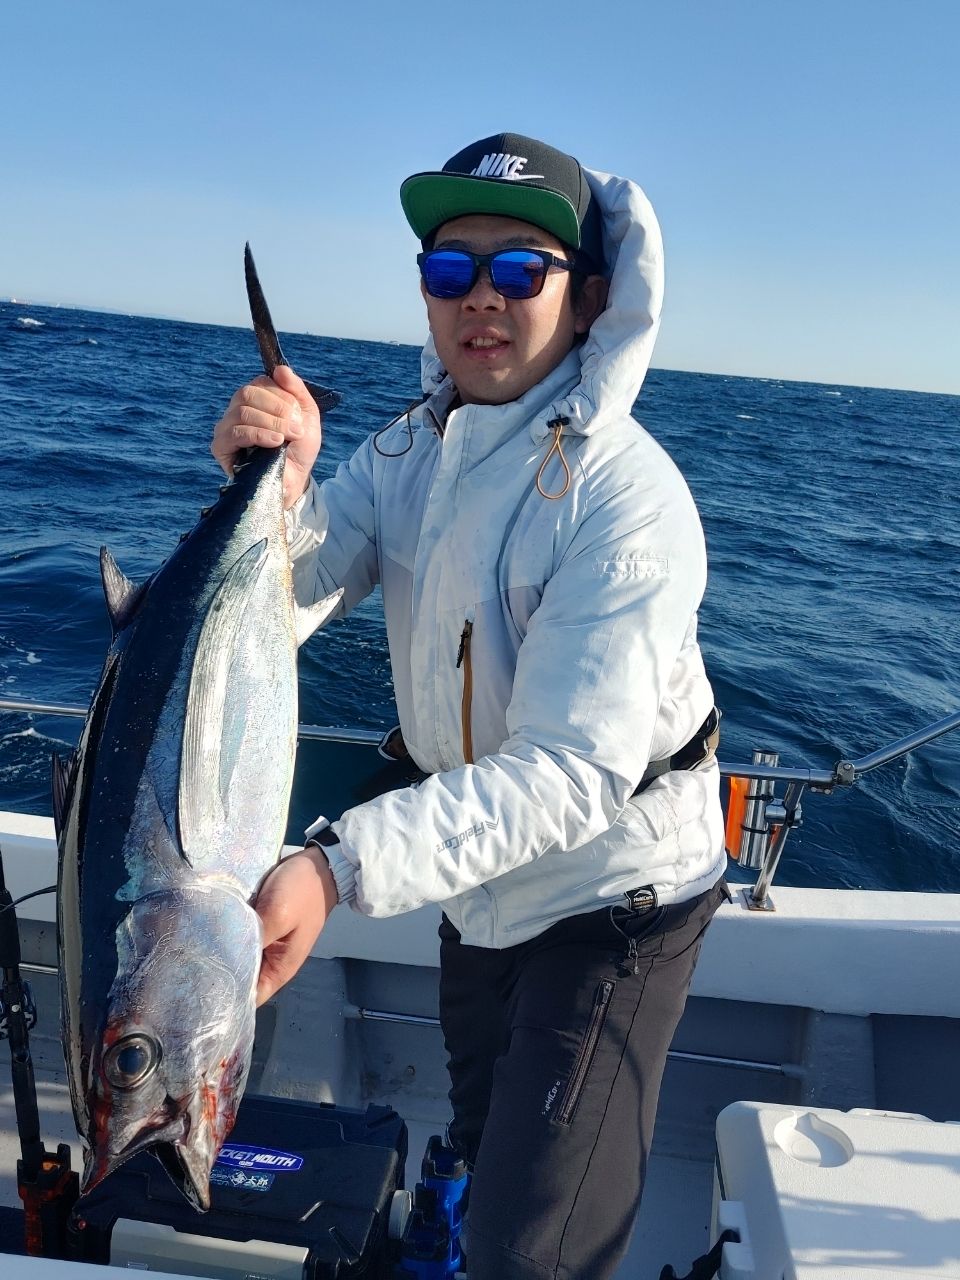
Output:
[212, 364, 322, 510]
[253, 844, 340, 1005]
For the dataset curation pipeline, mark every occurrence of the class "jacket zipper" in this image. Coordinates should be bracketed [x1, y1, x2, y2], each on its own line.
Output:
[555, 979, 615, 1125]
[456, 619, 474, 764]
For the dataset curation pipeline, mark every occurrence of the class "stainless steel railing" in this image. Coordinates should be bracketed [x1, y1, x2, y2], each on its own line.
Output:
[0, 697, 382, 745]
[2, 697, 958, 910]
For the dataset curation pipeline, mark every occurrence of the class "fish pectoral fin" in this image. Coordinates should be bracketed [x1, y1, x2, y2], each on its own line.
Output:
[100, 547, 146, 634]
[178, 539, 269, 860]
[295, 588, 344, 646]
[51, 750, 76, 840]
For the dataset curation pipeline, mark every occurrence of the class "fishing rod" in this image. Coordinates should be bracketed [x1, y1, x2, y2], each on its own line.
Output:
[0, 843, 78, 1257]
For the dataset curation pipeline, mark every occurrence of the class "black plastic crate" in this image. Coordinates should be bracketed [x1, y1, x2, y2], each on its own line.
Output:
[69, 1094, 407, 1278]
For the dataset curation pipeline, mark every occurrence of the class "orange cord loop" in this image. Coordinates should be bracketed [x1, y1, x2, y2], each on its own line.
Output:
[536, 417, 572, 500]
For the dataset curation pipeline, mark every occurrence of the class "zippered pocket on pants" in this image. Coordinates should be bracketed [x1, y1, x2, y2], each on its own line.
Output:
[554, 979, 616, 1125]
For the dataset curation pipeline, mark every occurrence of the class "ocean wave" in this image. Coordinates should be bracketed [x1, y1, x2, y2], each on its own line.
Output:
[1, 726, 62, 745]
[16, 316, 45, 329]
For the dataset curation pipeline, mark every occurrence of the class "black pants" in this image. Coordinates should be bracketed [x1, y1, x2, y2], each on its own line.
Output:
[438, 880, 725, 1280]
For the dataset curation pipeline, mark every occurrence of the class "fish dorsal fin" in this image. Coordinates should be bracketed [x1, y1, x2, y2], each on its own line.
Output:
[295, 588, 344, 647]
[177, 538, 269, 862]
[52, 751, 75, 840]
[99, 547, 145, 634]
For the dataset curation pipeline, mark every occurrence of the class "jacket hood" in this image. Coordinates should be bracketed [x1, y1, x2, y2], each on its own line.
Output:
[418, 167, 664, 438]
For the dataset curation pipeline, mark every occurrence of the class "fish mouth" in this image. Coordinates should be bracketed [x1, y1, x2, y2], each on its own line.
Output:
[152, 1140, 215, 1212]
[82, 1131, 215, 1212]
[82, 1117, 176, 1197]
[81, 1095, 228, 1212]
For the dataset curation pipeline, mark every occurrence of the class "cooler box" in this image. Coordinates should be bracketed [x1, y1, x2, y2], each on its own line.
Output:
[69, 1095, 408, 1279]
[713, 1102, 960, 1279]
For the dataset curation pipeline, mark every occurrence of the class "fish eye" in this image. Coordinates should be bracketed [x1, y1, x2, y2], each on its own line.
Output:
[103, 1034, 161, 1089]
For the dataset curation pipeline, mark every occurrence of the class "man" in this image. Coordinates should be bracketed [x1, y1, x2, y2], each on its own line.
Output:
[212, 133, 726, 1280]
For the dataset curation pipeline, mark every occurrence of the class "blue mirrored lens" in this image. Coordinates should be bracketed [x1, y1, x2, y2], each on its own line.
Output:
[422, 251, 475, 298]
[489, 251, 545, 299]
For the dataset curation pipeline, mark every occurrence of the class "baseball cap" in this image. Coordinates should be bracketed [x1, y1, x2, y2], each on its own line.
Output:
[400, 132, 605, 273]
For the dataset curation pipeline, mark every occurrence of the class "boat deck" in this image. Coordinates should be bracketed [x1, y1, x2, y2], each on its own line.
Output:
[0, 968, 724, 1279]
[0, 1082, 717, 1278]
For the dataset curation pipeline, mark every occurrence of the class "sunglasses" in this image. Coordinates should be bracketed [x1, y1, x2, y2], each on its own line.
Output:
[417, 248, 577, 300]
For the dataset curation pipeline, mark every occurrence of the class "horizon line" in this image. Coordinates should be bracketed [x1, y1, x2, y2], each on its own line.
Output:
[3, 296, 957, 400]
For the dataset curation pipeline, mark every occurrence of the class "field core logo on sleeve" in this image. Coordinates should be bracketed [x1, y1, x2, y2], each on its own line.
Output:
[215, 1144, 304, 1173]
[470, 154, 545, 180]
[436, 817, 500, 854]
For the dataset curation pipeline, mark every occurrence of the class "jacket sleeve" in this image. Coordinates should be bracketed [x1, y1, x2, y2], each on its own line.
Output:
[323, 468, 710, 916]
[284, 434, 380, 617]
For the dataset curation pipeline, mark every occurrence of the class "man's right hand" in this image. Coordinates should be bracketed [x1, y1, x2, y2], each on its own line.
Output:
[254, 846, 339, 1006]
[212, 364, 323, 510]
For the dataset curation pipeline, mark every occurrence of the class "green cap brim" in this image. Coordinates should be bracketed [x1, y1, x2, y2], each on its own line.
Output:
[400, 172, 582, 249]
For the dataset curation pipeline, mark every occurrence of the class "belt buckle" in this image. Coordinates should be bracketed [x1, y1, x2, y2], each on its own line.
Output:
[624, 885, 658, 913]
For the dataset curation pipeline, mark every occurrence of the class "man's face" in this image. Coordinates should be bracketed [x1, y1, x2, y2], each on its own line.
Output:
[421, 214, 593, 407]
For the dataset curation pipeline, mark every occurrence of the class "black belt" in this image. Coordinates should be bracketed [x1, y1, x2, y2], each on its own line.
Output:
[376, 707, 722, 799]
[631, 706, 721, 797]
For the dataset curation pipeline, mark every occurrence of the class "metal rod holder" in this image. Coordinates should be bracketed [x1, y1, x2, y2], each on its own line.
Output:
[736, 751, 779, 869]
[748, 781, 806, 911]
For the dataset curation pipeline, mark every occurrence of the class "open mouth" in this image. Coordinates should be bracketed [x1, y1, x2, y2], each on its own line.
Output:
[463, 335, 510, 355]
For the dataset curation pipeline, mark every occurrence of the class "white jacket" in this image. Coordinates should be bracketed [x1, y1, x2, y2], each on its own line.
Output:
[286, 168, 725, 947]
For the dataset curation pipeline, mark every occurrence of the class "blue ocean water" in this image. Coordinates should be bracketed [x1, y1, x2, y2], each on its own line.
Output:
[1, 301, 957, 892]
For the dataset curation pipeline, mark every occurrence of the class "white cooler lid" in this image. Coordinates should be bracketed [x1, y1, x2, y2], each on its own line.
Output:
[715, 1102, 960, 1279]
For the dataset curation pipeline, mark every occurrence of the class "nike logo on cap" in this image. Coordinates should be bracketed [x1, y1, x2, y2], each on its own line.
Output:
[470, 153, 545, 180]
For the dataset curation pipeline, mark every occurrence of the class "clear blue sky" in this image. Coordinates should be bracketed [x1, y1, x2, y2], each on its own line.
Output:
[4, 0, 958, 393]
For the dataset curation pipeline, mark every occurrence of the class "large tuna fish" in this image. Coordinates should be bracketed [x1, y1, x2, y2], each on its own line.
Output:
[53, 247, 341, 1209]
